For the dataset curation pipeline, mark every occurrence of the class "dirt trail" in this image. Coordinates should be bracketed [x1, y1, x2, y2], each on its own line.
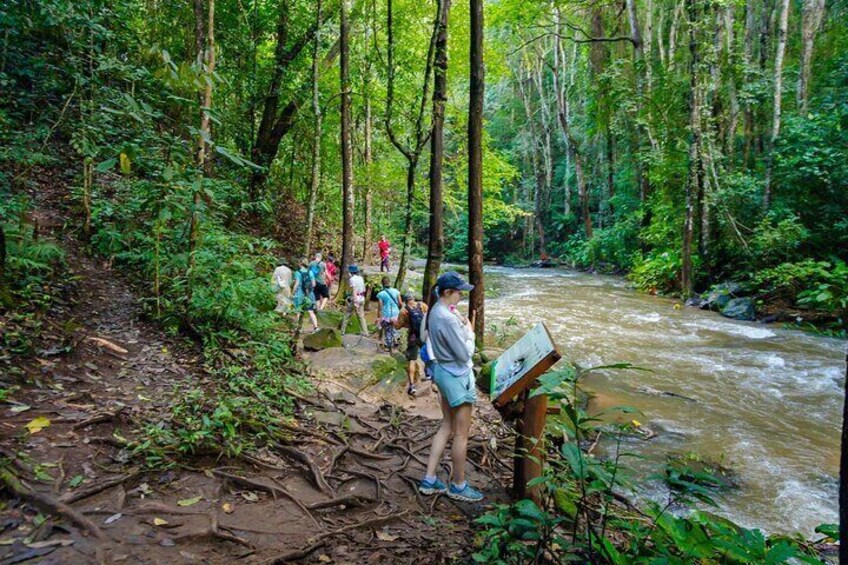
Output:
[0, 183, 515, 564]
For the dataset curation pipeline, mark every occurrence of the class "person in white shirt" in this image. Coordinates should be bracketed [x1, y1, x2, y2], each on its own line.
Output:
[272, 259, 292, 313]
[341, 265, 369, 337]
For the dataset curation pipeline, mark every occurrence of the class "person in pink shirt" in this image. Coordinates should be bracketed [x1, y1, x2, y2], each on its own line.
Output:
[378, 235, 391, 272]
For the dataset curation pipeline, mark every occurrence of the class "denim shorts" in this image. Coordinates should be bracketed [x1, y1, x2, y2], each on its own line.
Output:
[432, 363, 477, 408]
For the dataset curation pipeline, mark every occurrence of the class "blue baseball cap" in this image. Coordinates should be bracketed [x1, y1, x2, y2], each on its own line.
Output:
[436, 271, 474, 292]
[348, 264, 360, 273]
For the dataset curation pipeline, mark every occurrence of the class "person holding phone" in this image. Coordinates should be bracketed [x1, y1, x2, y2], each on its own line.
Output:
[418, 271, 483, 502]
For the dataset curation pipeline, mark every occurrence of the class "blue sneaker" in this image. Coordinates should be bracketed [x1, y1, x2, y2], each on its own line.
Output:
[418, 477, 447, 495]
[447, 482, 484, 502]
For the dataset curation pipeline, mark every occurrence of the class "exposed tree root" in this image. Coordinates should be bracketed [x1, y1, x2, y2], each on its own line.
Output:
[0, 466, 107, 542]
[174, 512, 254, 549]
[72, 409, 124, 430]
[307, 494, 375, 510]
[211, 469, 322, 529]
[61, 471, 139, 504]
[347, 447, 395, 461]
[132, 501, 206, 516]
[265, 539, 326, 563]
[264, 510, 410, 563]
[273, 444, 334, 496]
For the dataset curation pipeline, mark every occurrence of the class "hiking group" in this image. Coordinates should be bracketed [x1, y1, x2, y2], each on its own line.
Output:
[272, 241, 485, 503]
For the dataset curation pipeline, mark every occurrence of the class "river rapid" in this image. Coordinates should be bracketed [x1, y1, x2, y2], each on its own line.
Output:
[483, 266, 844, 536]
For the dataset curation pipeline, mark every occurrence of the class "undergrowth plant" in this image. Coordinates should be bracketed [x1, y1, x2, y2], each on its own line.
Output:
[472, 363, 833, 564]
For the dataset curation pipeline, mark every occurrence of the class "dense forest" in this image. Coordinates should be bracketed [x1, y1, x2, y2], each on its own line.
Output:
[1, 0, 846, 562]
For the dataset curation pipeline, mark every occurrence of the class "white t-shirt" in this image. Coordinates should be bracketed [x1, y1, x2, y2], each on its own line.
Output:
[350, 274, 366, 305]
[273, 265, 292, 296]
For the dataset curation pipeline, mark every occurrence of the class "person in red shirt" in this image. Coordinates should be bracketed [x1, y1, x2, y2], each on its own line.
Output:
[377, 235, 391, 272]
[325, 253, 338, 289]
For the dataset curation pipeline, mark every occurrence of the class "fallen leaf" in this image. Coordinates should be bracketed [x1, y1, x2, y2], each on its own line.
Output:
[68, 475, 84, 488]
[160, 538, 175, 547]
[104, 513, 123, 524]
[375, 529, 399, 542]
[26, 416, 51, 434]
[153, 518, 169, 526]
[10, 404, 31, 413]
[139, 483, 153, 495]
[26, 539, 75, 549]
[318, 555, 332, 563]
[241, 492, 259, 502]
[176, 496, 202, 507]
[137, 394, 152, 402]
[222, 503, 234, 514]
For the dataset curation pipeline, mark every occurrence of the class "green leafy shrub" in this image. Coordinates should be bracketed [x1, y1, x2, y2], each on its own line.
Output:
[750, 259, 839, 304]
[796, 258, 848, 314]
[629, 249, 684, 295]
[749, 215, 810, 268]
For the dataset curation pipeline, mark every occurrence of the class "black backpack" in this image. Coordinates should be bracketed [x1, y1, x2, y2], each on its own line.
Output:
[407, 305, 425, 344]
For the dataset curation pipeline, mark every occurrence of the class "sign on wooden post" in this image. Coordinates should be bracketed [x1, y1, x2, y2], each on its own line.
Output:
[490, 322, 561, 408]
[489, 322, 561, 503]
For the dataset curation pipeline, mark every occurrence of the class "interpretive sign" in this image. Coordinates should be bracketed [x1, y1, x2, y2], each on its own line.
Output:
[490, 322, 561, 409]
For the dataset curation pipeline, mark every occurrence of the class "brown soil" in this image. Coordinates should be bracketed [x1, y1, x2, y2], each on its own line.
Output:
[0, 172, 516, 564]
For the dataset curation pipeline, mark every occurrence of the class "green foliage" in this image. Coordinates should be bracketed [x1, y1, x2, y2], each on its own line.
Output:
[749, 215, 810, 269]
[796, 259, 848, 314]
[473, 363, 829, 564]
[629, 250, 683, 295]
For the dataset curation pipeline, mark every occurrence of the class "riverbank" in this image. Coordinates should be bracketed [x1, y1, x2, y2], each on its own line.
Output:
[491, 259, 845, 335]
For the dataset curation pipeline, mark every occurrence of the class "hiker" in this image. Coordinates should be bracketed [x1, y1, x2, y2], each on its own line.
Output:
[378, 235, 391, 272]
[395, 292, 428, 396]
[292, 257, 319, 333]
[271, 258, 293, 314]
[376, 276, 402, 351]
[325, 253, 338, 290]
[309, 252, 330, 311]
[418, 271, 483, 502]
[341, 264, 369, 337]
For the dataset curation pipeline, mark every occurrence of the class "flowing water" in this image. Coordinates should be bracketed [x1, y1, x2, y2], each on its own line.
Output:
[484, 266, 844, 536]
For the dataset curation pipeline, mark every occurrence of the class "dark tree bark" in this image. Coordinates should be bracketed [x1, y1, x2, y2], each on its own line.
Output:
[339, 0, 354, 297]
[681, 0, 701, 298]
[423, 0, 451, 300]
[841, 346, 848, 565]
[249, 2, 321, 197]
[304, 0, 323, 257]
[385, 0, 438, 291]
[468, 0, 485, 346]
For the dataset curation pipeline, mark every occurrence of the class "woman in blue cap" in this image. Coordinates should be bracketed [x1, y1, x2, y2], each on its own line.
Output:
[418, 271, 484, 502]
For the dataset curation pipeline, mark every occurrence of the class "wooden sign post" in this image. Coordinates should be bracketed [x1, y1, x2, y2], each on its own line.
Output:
[489, 322, 561, 503]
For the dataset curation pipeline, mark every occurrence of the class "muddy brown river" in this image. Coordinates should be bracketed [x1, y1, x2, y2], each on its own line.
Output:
[484, 266, 844, 536]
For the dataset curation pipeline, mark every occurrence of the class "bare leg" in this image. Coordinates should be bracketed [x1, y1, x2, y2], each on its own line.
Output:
[450, 403, 473, 485]
[406, 361, 416, 388]
[308, 310, 319, 331]
[425, 394, 454, 478]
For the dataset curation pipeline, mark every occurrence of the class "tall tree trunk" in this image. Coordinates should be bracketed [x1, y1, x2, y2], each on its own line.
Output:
[553, 8, 592, 241]
[385, 0, 438, 291]
[423, 0, 451, 300]
[796, 0, 825, 115]
[249, 5, 321, 197]
[763, 0, 790, 211]
[841, 347, 848, 565]
[339, 0, 354, 297]
[682, 0, 701, 298]
[304, 0, 322, 257]
[668, 0, 684, 70]
[363, 92, 373, 265]
[742, 0, 756, 167]
[468, 0, 485, 346]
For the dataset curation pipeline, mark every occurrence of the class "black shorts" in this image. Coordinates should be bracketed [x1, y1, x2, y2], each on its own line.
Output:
[404, 339, 420, 362]
[314, 283, 330, 300]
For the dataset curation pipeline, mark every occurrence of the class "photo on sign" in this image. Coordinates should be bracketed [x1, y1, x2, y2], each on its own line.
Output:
[490, 322, 557, 402]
